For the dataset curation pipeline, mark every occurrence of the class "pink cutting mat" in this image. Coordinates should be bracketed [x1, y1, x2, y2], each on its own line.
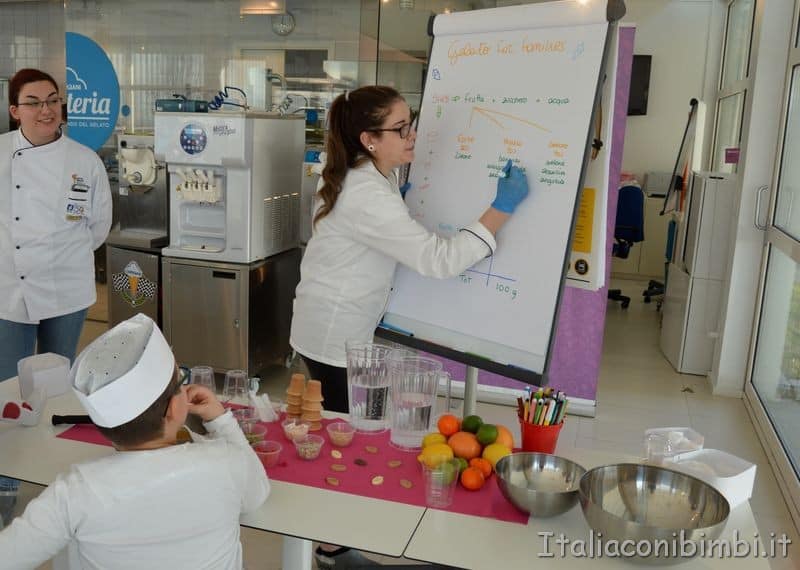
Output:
[57, 418, 527, 525]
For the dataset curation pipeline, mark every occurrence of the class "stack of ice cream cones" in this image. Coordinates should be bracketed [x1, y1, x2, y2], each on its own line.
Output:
[301, 379, 324, 431]
[285, 373, 305, 419]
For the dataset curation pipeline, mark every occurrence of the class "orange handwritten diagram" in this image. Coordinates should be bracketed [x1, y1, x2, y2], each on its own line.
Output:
[469, 106, 550, 134]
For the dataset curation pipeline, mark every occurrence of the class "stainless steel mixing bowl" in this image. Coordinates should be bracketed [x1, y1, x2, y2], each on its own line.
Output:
[579, 463, 730, 565]
[495, 453, 587, 518]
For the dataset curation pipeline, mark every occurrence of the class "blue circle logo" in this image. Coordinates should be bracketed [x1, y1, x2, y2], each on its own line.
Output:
[65, 33, 120, 151]
[179, 124, 208, 155]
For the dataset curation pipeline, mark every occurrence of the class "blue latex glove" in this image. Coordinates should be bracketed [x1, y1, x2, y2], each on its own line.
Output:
[491, 159, 529, 214]
[399, 182, 412, 199]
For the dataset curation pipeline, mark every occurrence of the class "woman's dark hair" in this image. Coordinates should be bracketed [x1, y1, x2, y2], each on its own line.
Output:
[96, 367, 183, 449]
[9, 68, 59, 106]
[314, 85, 403, 225]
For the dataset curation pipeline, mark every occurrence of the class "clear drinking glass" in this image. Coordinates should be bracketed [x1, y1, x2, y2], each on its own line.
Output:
[223, 369, 249, 406]
[345, 341, 394, 433]
[190, 365, 216, 391]
[422, 458, 460, 508]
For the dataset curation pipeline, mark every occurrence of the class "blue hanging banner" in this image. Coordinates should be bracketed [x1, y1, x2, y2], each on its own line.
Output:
[64, 32, 120, 150]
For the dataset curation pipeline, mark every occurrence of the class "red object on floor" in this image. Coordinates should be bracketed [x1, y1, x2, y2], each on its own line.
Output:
[2, 402, 21, 420]
[57, 417, 527, 525]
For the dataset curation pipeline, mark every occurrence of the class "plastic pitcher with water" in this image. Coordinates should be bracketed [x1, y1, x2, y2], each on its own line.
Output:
[388, 354, 443, 450]
[346, 342, 394, 433]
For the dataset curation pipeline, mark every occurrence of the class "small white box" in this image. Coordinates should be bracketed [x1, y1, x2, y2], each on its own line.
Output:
[17, 353, 71, 400]
[669, 448, 756, 509]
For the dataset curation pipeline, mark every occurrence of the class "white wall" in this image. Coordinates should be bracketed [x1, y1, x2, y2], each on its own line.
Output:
[619, 0, 723, 181]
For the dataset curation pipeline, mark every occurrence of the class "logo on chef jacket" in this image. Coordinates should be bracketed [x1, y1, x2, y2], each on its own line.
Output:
[112, 260, 156, 308]
[65, 174, 90, 221]
[65, 32, 120, 151]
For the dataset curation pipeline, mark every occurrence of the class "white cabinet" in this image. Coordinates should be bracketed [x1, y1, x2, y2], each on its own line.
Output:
[660, 172, 737, 375]
[610, 195, 671, 280]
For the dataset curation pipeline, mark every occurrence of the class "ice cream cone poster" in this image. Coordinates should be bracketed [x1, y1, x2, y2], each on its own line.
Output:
[112, 261, 156, 308]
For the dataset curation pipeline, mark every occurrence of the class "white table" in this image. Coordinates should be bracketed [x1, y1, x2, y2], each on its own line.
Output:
[0, 379, 426, 570]
[404, 447, 771, 569]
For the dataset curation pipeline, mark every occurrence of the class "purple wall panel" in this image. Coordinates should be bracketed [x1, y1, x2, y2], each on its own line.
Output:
[433, 27, 636, 401]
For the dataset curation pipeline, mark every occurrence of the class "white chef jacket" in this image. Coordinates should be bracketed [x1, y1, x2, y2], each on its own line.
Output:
[290, 160, 497, 367]
[0, 411, 270, 570]
[0, 130, 112, 324]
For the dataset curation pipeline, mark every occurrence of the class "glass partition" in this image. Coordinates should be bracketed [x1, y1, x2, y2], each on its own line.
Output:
[64, 0, 368, 144]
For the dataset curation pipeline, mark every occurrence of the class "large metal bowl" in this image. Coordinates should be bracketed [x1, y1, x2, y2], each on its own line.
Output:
[579, 463, 730, 565]
[496, 453, 587, 518]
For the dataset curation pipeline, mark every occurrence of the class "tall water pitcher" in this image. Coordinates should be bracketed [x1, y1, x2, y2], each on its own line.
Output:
[388, 354, 443, 450]
[345, 341, 393, 433]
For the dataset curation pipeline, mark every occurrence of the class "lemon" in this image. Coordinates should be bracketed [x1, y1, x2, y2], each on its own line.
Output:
[482, 443, 512, 470]
[417, 443, 454, 468]
[422, 432, 447, 448]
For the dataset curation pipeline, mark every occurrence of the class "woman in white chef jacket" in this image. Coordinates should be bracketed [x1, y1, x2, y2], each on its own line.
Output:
[290, 86, 530, 415]
[0, 68, 112, 382]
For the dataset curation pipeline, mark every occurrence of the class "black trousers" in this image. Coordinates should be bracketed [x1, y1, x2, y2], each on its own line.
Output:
[299, 354, 349, 413]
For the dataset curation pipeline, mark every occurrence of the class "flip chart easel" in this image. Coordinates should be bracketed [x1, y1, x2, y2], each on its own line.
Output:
[377, 1, 625, 414]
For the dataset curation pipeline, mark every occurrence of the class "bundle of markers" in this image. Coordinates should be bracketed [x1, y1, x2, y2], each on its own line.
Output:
[517, 387, 568, 427]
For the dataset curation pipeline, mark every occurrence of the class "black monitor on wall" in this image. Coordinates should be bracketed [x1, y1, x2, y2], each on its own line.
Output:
[628, 55, 652, 116]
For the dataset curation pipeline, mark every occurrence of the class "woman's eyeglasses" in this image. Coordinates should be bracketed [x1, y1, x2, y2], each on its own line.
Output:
[16, 97, 63, 111]
[368, 122, 415, 139]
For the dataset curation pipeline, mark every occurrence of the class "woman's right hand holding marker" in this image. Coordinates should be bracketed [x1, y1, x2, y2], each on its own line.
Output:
[491, 159, 530, 214]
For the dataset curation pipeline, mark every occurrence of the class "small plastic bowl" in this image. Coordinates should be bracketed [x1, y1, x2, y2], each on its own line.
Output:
[282, 418, 311, 442]
[326, 421, 355, 447]
[252, 440, 282, 469]
[241, 423, 267, 445]
[233, 407, 258, 429]
[293, 433, 324, 460]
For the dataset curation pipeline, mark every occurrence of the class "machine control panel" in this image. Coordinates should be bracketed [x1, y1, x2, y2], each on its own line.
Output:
[179, 124, 208, 155]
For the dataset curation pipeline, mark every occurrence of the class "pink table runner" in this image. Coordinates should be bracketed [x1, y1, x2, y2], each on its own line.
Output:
[57, 417, 527, 525]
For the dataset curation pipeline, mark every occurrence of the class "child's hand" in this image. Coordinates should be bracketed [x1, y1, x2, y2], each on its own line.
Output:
[186, 385, 225, 422]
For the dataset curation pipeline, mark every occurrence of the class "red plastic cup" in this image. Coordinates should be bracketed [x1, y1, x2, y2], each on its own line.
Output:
[519, 419, 564, 454]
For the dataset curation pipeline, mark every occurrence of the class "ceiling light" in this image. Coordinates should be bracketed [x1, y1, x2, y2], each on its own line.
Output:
[399, 0, 414, 9]
[240, 0, 286, 15]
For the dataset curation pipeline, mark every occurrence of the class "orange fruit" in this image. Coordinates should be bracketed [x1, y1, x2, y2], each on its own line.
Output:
[495, 425, 514, 449]
[437, 414, 461, 437]
[460, 466, 486, 491]
[469, 457, 493, 479]
[447, 431, 482, 460]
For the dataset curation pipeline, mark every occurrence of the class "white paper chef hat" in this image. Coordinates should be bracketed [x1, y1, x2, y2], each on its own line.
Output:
[70, 313, 175, 428]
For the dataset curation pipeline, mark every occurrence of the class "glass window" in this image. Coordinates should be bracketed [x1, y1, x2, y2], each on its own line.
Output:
[775, 65, 800, 240]
[65, 0, 366, 143]
[720, 0, 755, 90]
[712, 92, 746, 174]
[751, 246, 800, 479]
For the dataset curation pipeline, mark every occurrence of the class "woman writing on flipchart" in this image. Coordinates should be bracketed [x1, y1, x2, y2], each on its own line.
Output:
[290, 85, 530, 418]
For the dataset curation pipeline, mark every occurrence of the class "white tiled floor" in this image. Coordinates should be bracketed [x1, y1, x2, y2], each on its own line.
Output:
[18, 278, 800, 568]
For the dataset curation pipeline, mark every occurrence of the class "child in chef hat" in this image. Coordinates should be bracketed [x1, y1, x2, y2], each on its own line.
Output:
[0, 314, 270, 569]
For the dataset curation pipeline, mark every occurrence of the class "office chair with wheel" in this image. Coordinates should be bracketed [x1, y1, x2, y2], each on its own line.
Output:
[608, 184, 645, 309]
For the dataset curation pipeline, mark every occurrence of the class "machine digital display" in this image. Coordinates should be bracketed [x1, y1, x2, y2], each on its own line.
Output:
[179, 124, 207, 155]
